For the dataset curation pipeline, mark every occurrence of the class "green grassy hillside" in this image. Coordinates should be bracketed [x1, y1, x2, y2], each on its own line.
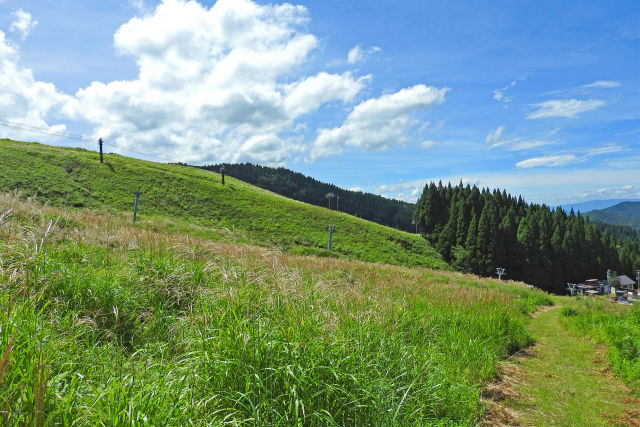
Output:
[0, 192, 551, 425]
[0, 139, 446, 269]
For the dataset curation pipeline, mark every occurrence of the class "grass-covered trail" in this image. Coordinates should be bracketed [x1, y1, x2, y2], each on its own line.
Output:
[484, 306, 640, 426]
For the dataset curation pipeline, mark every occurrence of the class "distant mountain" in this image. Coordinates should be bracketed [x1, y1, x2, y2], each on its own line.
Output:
[559, 199, 640, 214]
[585, 201, 640, 230]
[600, 201, 640, 220]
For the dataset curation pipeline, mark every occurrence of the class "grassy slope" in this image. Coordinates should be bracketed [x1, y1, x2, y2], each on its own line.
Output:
[0, 193, 552, 425]
[0, 139, 446, 270]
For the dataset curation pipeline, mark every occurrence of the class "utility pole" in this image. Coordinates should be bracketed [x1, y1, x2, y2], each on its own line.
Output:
[635, 270, 640, 291]
[336, 195, 340, 212]
[220, 165, 225, 185]
[132, 188, 142, 223]
[327, 225, 335, 250]
[326, 192, 334, 209]
[98, 138, 104, 163]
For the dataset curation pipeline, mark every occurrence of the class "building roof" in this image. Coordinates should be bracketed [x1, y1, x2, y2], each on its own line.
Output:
[617, 275, 636, 287]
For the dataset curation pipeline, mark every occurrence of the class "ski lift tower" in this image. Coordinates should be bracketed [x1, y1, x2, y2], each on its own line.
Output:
[327, 225, 335, 250]
[496, 267, 506, 280]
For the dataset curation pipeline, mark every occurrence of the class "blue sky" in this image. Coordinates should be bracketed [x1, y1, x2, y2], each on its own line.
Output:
[0, 0, 638, 206]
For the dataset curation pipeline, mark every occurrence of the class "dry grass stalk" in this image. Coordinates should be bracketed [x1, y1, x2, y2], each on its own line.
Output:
[0, 335, 15, 386]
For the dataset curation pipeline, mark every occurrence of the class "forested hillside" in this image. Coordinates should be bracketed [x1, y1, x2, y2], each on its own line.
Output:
[591, 222, 640, 244]
[585, 201, 640, 230]
[199, 163, 415, 232]
[416, 182, 640, 293]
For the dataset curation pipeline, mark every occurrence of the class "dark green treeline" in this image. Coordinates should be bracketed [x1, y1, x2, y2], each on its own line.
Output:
[198, 163, 415, 232]
[416, 182, 640, 293]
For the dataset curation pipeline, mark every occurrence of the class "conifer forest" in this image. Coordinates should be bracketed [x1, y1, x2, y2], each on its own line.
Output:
[416, 182, 640, 293]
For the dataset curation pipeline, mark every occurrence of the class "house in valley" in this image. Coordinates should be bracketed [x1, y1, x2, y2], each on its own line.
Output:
[566, 273, 636, 297]
[616, 275, 636, 291]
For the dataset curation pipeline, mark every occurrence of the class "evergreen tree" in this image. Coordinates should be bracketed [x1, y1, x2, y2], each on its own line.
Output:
[463, 210, 480, 272]
[415, 182, 640, 293]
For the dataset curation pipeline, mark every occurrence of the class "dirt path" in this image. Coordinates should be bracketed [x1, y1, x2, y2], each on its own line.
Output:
[482, 306, 640, 426]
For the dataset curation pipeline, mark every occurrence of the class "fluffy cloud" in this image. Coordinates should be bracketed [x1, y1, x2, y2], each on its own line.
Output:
[310, 84, 448, 159]
[66, 0, 367, 165]
[1, 0, 446, 166]
[376, 181, 426, 201]
[10, 9, 37, 40]
[0, 31, 72, 141]
[347, 45, 381, 64]
[527, 99, 606, 119]
[284, 72, 369, 118]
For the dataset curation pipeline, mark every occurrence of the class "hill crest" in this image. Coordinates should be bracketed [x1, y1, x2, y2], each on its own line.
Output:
[0, 138, 446, 270]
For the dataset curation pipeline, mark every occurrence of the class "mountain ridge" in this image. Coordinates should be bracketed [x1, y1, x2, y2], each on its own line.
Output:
[585, 201, 640, 230]
[559, 198, 640, 214]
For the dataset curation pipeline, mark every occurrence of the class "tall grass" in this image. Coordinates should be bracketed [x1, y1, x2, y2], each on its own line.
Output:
[0, 193, 551, 425]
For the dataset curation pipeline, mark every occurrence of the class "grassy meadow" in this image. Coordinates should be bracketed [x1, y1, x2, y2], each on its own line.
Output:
[0, 139, 445, 270]
[0, 192, 552, 425]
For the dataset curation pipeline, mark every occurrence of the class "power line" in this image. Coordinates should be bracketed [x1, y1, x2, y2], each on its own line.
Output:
[0, 120, 179, 163]
[102, 140, 177, 162]
[0, 120, 94, 142]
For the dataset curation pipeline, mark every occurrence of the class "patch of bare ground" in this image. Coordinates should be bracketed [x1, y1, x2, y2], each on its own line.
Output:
[480, 362, 525, 426]
[527, 304, 555, 318]
[479, 308, 549, 426]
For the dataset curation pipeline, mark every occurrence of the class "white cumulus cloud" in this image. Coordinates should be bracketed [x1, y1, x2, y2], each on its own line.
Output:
[1, 0, 449, 167]
[311, 84, 449, 159]
[10, 9, 38, 40]
[527, 99, 606, 119]
[66, 0, 369, 165]
[0, 31, 72, 141]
